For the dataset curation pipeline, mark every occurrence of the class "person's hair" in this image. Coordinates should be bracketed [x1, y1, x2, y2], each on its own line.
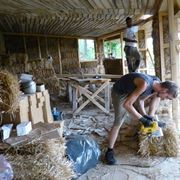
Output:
[126, 17, 132, 22]
[161, 81, 179, 98]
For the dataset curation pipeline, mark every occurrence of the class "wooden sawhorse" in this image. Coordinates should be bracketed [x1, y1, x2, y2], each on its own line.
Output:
[69, 77, 110, 114]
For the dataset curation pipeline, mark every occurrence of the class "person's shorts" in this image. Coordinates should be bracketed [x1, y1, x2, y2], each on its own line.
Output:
[111, 88, 128, 126]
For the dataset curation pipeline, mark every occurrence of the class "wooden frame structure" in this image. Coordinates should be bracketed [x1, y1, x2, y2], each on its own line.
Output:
[68, 77, 110, 114]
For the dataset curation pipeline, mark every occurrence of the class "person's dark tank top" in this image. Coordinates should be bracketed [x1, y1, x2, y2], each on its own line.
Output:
[113, 73, 160, 97]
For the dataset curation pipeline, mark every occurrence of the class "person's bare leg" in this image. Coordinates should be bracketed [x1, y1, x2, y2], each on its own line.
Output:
[108, 125, 121, 148]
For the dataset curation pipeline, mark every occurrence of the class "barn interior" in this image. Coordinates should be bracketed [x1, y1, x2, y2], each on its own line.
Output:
[0, 0, 180, 179]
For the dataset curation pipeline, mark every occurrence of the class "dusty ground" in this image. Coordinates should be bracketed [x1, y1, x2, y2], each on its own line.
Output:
[57, 103, 180, 180]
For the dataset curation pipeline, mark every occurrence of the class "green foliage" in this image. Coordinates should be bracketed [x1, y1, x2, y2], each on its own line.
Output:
[104, 39, 122, 58]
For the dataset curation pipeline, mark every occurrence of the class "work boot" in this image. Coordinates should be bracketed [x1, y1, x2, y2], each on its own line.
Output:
[105, 149, 117, 165]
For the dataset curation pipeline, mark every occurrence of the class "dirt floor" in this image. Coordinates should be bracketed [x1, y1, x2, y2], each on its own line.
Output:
[58, 103, 180, 180]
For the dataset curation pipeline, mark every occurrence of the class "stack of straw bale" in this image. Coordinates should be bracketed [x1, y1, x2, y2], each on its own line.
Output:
[5, 138, 74, 180]
[29, 61, 67, 97]
[0, 70, 20, 113]
[138, 119, 179, 157]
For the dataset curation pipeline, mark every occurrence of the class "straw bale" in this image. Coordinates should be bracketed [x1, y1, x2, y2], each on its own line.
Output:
[5, 138, 74, 180]
[29, 61, 66, 97]
[0, 70, 20, 113]
[138, 118, 179, 157]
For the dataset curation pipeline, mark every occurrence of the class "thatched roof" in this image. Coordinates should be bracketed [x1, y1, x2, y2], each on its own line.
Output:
[0, 0, 170, 37]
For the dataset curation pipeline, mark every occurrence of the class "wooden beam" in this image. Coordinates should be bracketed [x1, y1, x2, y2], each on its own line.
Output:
[159, 12, 165, 81]
[37, 37, 42, 59]
[23, 35, 27, 54]
[168, 0, 180, 129]
[120, 32, 125, 75]
[57, 73, 122, 79]
[2, 32, 95, 39]
[96, 38, 104, 65]
[57, 38, 62, 74]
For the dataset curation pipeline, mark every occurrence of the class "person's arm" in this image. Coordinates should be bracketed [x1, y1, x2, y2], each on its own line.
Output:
[123, 78, 147, 120]
[148, 93, 160, 116]
[136, 98, 146, 115]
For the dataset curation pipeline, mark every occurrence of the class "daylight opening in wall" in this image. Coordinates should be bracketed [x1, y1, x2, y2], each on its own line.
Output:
[146, 37, 155, 75]
[103, 39, 122, 59]
[78, 39, 96, 61]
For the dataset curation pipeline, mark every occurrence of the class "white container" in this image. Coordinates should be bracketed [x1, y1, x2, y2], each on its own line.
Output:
[36, 84, 45, 92]
[16, 121, 32, 136]
[0, 124, 13, 140]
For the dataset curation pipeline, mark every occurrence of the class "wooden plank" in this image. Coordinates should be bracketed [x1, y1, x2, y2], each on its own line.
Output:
[42, 90, 53, 123]
[105, 81, 110, 112]
[159, 12, 165, 81]
[120, 32, 125, 75]
[58, 73, 122, 79]
[72, 85, 78, 111]
[69, 77, 110, 84]
[57, 38, 62, 74]
[37, 36, 42, 59]
[167, 0, 180, 129]
[2, 32, 95, 39]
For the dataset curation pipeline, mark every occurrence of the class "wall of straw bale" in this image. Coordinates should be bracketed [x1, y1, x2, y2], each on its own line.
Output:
[162, 16, 171, 80]
[138, 29, 146, 68]
[80, 61, 98, 74]
[39, 37, 47, 59]
[164, 48, 171, 79]
[60, 38, 79, 74]
[2, 34, 102, 75]
[4, 35, 25, 54]
[2, 35, 83, 74]
[162, 16, 169, 44]
[0, 32, 5, 54]
[47, 37, 60, 74]
[26, 36, 39, 60]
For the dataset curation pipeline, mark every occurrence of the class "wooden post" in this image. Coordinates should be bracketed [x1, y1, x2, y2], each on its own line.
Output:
[120, 32, 125, 75]
[23, 36, 27, 54]
[152, 13, 162, 79]
[96, 38, 104, 65]
[45, 36, 48, 56]
[37, 37, 42, 59]
[168, 0, 180, 129]
[58, 38, 62, 74]
[158, 12, 166, 81]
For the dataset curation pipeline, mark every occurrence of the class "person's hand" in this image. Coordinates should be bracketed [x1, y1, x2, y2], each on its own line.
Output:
[143, 115, 154, 121]
[144, 115, 166, 128]
[139, 117, 153, 127]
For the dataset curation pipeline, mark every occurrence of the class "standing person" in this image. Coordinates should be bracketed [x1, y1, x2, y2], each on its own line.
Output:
[123, 17, 141, 73]
[105, 72, 178, 165]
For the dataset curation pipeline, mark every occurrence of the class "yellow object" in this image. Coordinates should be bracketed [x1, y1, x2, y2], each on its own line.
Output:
[140, 121, 159, 135]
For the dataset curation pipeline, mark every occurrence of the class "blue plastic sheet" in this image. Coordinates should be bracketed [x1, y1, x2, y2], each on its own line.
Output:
[66, 135, 101, 177]
[0, 155, 13, 180]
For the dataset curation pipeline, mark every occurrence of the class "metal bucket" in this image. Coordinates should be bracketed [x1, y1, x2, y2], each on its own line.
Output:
[22, 81, 36, 94]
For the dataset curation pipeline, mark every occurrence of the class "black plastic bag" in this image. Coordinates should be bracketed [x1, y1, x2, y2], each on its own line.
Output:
[66, 135, 101, 177]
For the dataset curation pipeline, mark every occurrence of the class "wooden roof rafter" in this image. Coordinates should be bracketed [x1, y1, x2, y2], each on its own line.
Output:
[0, 0, 162, 37]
